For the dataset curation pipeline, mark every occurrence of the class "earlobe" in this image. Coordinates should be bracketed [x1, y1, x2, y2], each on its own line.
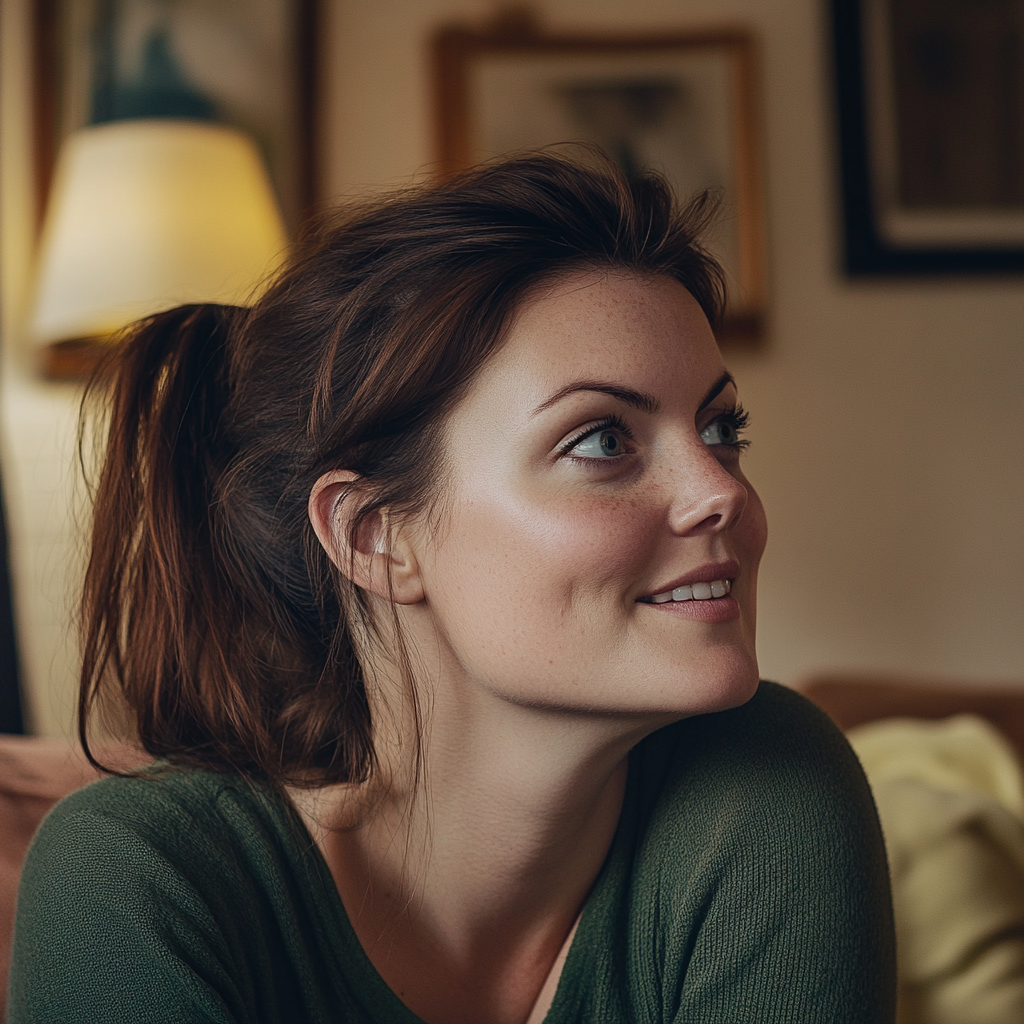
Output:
[382, 528, 426, 606]
[308, 470, 424, 605]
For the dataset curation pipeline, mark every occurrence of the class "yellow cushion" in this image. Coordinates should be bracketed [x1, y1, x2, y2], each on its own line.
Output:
[849, 715, 1024, 1024]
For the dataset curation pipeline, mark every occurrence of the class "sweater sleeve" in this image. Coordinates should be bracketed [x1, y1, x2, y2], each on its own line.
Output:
[7, 780, 253, 1024]
[645, 683, 897, 1023]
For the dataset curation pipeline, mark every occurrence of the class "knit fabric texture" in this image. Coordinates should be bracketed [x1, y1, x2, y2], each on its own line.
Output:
[7, 682, 895, 1023]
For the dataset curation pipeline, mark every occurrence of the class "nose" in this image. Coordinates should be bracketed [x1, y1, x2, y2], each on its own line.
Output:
[665, 442, 750, 536]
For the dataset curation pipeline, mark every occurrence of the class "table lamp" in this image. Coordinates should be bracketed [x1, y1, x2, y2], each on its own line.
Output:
[30, 119, 288, 378]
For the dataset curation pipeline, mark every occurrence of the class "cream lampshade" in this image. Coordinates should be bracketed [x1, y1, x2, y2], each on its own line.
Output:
[30, 119, 288, 348]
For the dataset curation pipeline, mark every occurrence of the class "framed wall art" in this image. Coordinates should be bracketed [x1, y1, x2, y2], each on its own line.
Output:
[832, 0, 1024, 274]
[433, 14, 768, 345]
[32, 0, 320, 235]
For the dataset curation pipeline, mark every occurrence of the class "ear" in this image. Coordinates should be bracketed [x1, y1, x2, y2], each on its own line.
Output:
[308, 470, 425, 605]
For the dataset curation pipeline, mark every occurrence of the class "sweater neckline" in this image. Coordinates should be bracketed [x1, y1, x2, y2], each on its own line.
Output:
[269, 755, 642, 1024]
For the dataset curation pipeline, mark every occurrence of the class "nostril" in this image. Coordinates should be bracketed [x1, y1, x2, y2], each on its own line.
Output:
[689, 511, 724, 535]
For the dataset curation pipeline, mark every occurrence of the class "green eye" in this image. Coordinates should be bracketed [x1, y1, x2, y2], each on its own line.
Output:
[700, 421, 737, 446]
[700, 407, 750, 452]
[569, 427, 628, 459]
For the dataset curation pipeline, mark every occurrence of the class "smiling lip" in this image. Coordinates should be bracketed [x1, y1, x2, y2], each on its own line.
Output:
[637, 561, 742, 623]
[638, 560, 740, 603]
[643, 593, 740, 622]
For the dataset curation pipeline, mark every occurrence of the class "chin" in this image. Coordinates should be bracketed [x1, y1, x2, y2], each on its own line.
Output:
[651, 649, 761, 719]
[709, 663, 762, 712]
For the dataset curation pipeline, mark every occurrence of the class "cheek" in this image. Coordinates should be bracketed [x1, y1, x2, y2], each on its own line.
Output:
[424, 483, 652, 637]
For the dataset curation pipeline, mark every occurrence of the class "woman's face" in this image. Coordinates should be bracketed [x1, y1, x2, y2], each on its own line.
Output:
[407, 269, 767, 719]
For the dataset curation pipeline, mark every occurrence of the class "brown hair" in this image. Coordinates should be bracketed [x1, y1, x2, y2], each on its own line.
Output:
[79, 149, 726, 786]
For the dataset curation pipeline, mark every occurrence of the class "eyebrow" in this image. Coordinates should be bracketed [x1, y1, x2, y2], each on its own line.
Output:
[532, 371, 736, 417]
[698, 372, 736, 412]
[532, 381, 659, 416]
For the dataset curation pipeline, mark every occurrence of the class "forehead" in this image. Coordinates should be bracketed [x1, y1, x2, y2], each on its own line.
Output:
[474, 269, 725, 407]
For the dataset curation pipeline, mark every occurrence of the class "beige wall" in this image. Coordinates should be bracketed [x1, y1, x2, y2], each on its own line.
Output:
[2, 0, 1022, 735]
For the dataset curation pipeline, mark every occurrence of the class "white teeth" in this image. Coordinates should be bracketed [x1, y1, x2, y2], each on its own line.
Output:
[647, 578, 731, 604]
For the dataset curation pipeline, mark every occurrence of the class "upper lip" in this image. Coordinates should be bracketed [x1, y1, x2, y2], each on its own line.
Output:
[640, 560, 740, 599]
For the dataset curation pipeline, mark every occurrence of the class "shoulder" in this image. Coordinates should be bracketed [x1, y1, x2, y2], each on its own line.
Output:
[40, 761, 242, 821]
[620, 682, 896, 1020]
[10, 767, 311, 1023]
[26, 765, 268, 872]
[18, 764, 314, 930]
[17, 767, 268, 936]
[640, 680, 870, 819]
[635, 681, 884, 871]
[639, 684, 888, 918]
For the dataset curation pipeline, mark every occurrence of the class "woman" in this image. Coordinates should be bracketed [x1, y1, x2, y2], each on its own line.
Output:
[9, 152, 894, 1023]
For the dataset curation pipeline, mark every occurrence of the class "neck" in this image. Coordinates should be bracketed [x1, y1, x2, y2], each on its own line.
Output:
[292, 680, 668, 1024]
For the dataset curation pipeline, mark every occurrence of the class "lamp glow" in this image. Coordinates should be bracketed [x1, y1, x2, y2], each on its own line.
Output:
[31, 119, 288, 345]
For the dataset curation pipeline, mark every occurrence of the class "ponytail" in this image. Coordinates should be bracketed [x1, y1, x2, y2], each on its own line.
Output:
[81, 299, 378, 783]
[80, 305, 232, 762]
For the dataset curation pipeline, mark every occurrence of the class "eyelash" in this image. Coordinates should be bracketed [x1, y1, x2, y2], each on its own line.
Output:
[558, 414, 635, 457]
[712, 405, 752, 452]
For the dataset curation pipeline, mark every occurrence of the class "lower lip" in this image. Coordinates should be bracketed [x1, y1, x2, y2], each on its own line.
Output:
[639, 594, 741, 623]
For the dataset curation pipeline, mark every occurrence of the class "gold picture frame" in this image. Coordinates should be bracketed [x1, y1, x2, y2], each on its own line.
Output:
[432, 13, 768, 345]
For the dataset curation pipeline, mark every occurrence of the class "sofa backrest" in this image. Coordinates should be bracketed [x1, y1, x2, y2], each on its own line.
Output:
[798, 675, 1024, 764]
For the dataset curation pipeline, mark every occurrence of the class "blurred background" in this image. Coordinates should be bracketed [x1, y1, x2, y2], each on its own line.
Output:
[1, 0, 1022, 739]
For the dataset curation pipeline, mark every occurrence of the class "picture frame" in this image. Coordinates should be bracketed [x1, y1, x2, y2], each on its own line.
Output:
[831, 0, 1024, 275]
[432, 15, 768, 345]
[32, 0, 319, 236]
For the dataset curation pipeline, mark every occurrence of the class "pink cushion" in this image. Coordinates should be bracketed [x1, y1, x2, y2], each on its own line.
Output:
[0, 736, 145, 1019]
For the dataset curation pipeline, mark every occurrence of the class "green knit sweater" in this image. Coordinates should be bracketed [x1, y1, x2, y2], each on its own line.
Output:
[7, 683, 895, 1022]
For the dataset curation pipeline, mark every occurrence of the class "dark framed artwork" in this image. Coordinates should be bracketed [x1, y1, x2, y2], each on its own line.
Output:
[832, 0, 1024, 274]
[433, 15, 768, 345]
[32, 0, 319, 235]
